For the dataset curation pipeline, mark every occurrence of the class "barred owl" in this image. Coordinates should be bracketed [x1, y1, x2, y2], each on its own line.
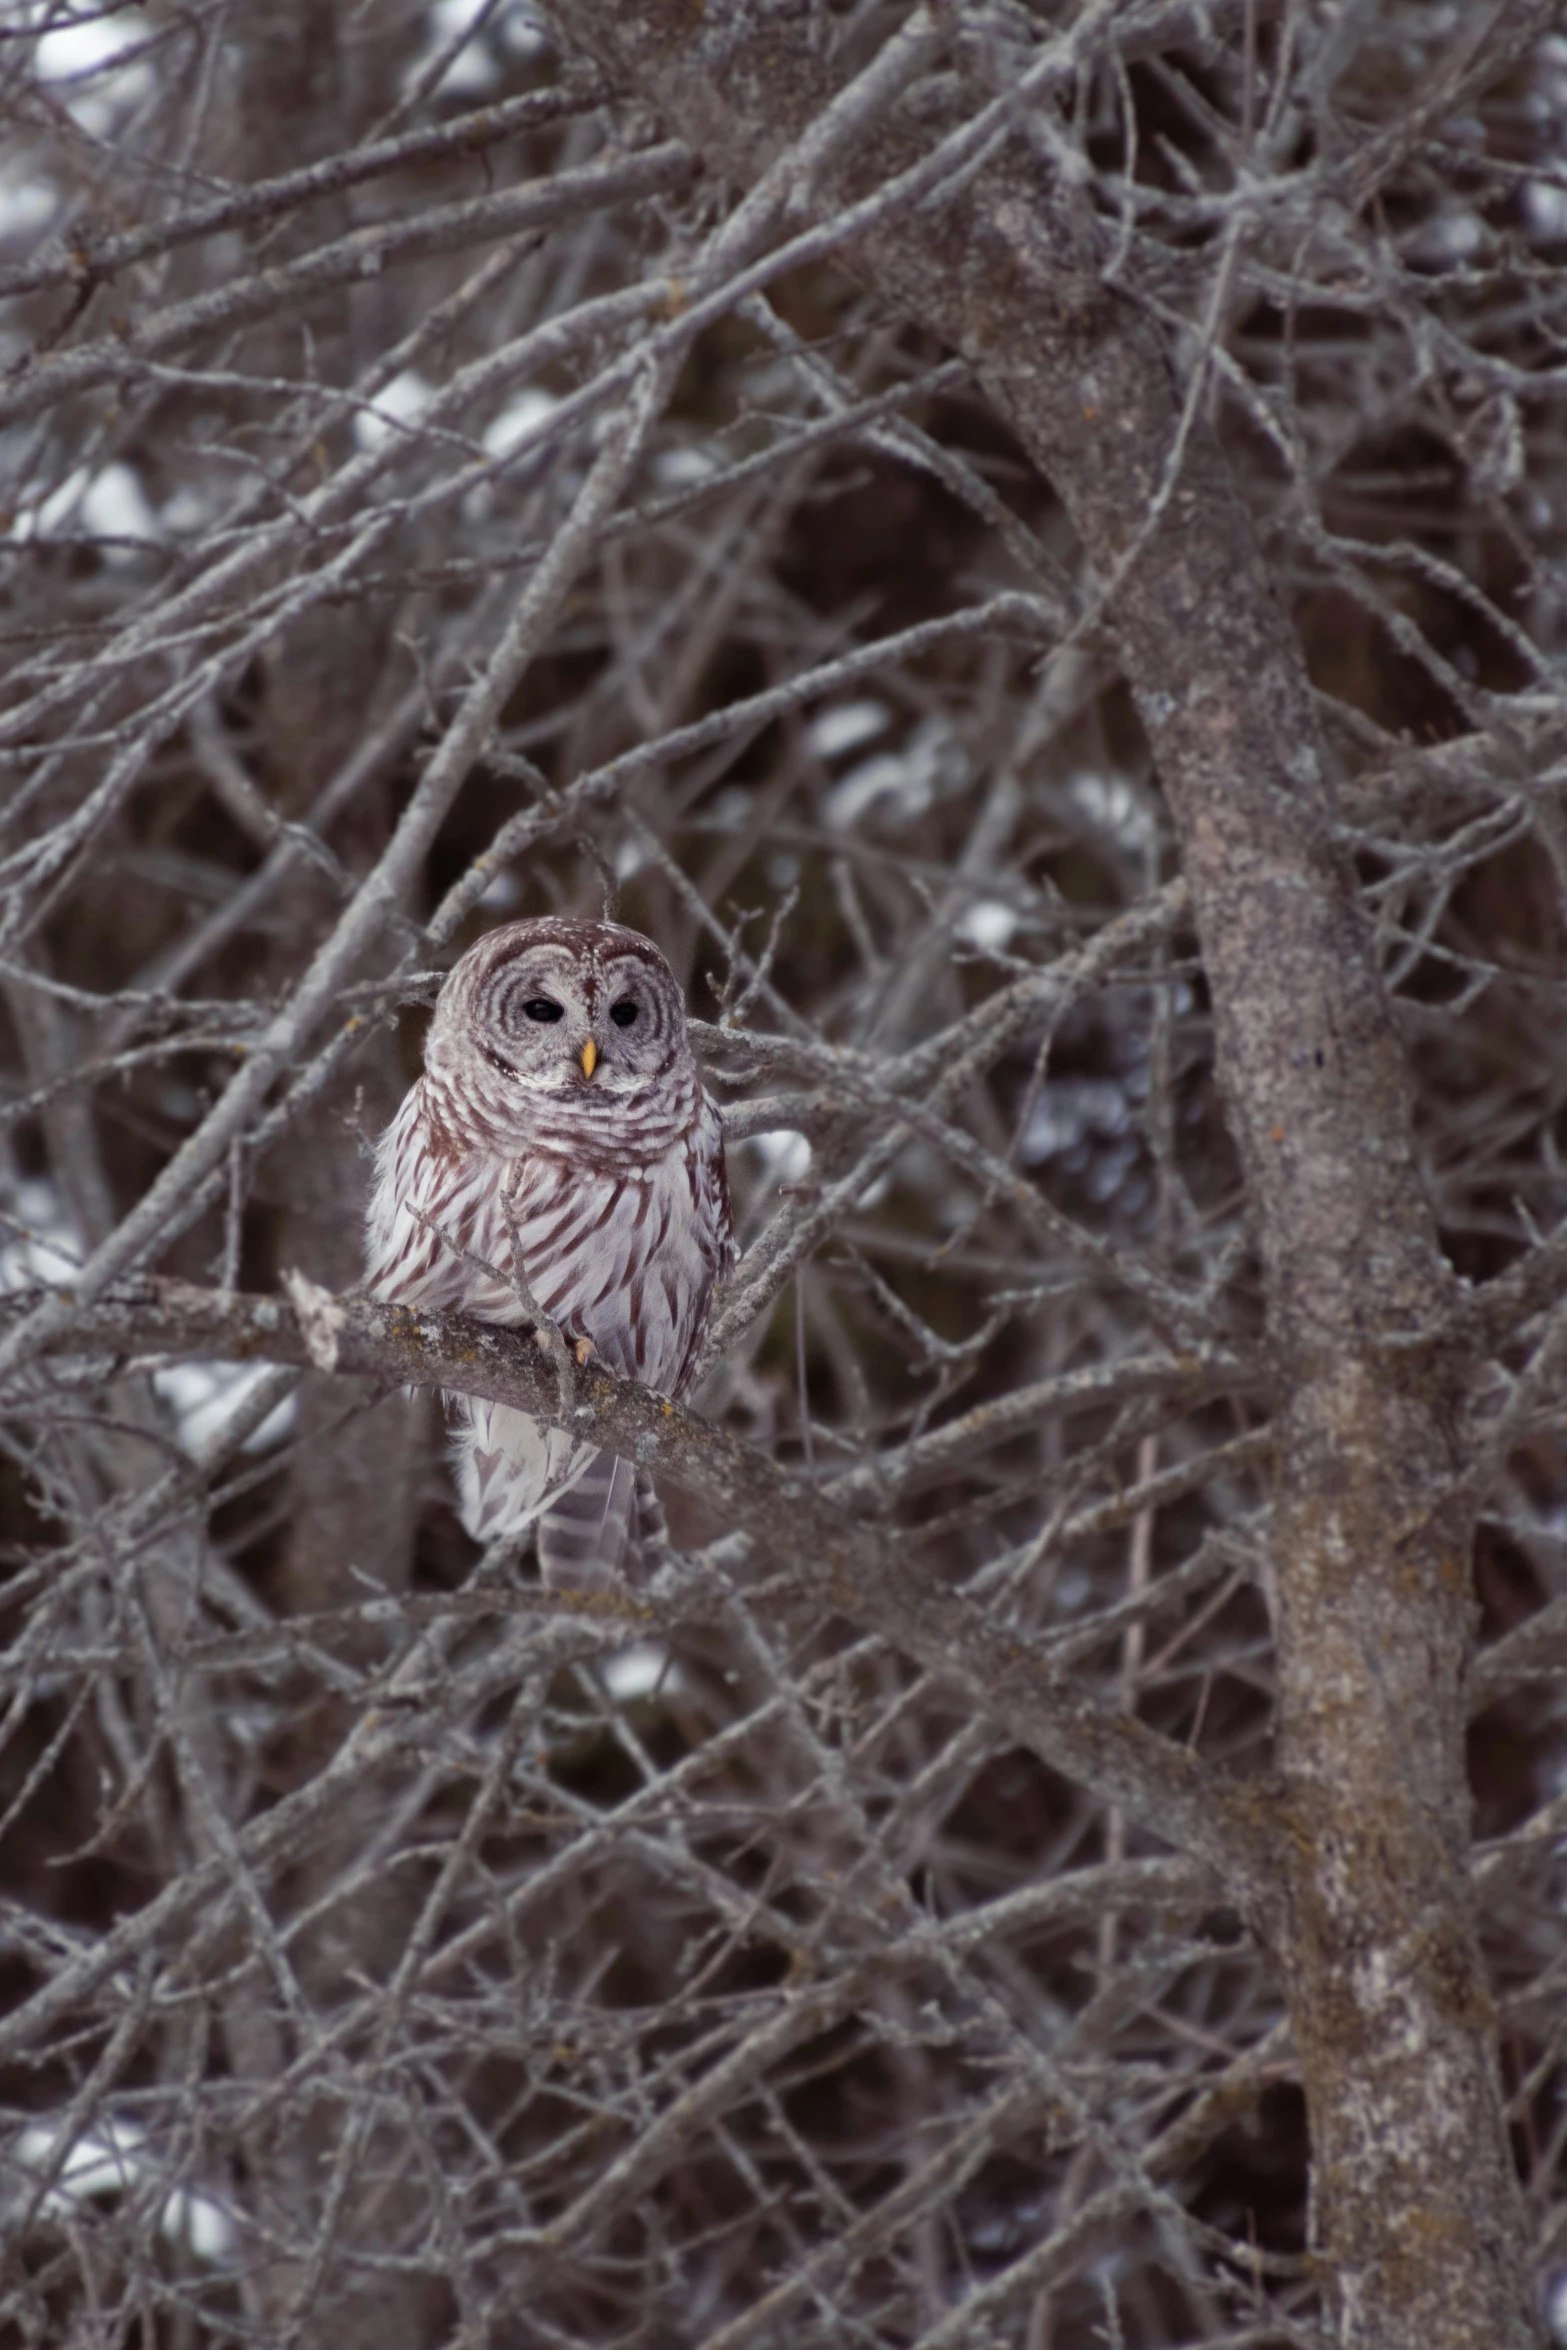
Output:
[365, 918, 733, 1584]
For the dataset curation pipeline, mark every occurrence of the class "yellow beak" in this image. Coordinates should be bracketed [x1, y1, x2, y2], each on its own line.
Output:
[579, 1038, 597, 1079]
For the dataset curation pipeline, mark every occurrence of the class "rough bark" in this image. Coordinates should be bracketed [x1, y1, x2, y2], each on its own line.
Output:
[528, 3, 1538, 2340]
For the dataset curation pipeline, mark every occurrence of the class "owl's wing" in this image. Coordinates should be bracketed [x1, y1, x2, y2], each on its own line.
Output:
[364, 1081, 501, 1313]
[696, 1088, 736, 1282]
[366, 1088, 601, 1553]
[666, 1088, 735, 1394]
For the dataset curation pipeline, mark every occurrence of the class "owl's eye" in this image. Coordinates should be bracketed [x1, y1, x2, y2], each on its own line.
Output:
[609, 1000, 638, 1028]
[523, 999, 564, 1023]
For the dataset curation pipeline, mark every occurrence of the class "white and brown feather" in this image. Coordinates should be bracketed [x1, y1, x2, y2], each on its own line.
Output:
[365, 917, 732, 1582]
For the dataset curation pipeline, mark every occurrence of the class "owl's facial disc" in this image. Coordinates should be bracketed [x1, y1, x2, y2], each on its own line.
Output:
[459, 940, 679, 1101]
[578, 952, 683, 1094]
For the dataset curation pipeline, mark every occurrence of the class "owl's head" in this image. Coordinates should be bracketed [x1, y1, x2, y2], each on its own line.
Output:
[426, 917, 695, 1113]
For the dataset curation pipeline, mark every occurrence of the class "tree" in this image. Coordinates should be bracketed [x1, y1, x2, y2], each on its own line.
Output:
[2, 2, 1565, 2344]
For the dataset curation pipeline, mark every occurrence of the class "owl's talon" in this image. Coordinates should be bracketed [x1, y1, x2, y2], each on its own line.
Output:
[573, 1335, 595, 1366]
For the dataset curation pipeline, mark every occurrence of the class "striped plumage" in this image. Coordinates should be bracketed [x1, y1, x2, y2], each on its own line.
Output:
[365, 918, 732, 1584]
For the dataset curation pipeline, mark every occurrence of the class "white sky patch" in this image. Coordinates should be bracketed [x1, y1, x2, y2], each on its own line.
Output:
[79, 461, 159, 546]
[600, 1642, 678, 1702]
[404, 0, 501, 97]
[825, 718, 959, 830]
[1067, 769, 1155, 854]
[704, 787, 751, 832]
[0, 1179, 80, 1293]
[12, 2118, 235, 2262]
[1406, 206, 1484, 265]
[10, 460, 160, 554]
[806, 698, 891, 761]
[152, 1361, 296, 1456]
[408, 0, 549, 92]
[496, 0, 550, 59]
[1548, 2266, 1567, 2345]
[743, 1129, 811, 1187]
[955, 898, 1017, 952]
[652, 445, 717, 488]
[1526, 178, 1567, 240]
[477, 866, 523, 910]
[33, 7, 154, 137]
[1020, 1079, 1130, 1165]
[482, 386, 560, 461]
[740, 357, 797, 407]
[159, 480, 214, 536]
[1054, 1565, 1092, 1611]
[353, 369, 435, 453]
[0, 166, 58, 245]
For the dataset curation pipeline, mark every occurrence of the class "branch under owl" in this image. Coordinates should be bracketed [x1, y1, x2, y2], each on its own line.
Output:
[9, 1275, 1280, 1918]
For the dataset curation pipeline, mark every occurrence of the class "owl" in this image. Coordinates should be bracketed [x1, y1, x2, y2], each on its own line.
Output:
[365, 917, 733, 1584]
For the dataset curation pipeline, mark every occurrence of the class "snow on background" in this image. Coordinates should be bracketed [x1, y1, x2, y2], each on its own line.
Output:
[9, 2116, 234, 2264]
[0, 1178, 292, 1453]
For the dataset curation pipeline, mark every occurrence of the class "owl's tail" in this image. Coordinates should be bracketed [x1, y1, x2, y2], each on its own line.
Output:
[457, 1404, 666, 1585]
[537, 1451, 667, 1588]
[458, 1401, 589, 1551]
